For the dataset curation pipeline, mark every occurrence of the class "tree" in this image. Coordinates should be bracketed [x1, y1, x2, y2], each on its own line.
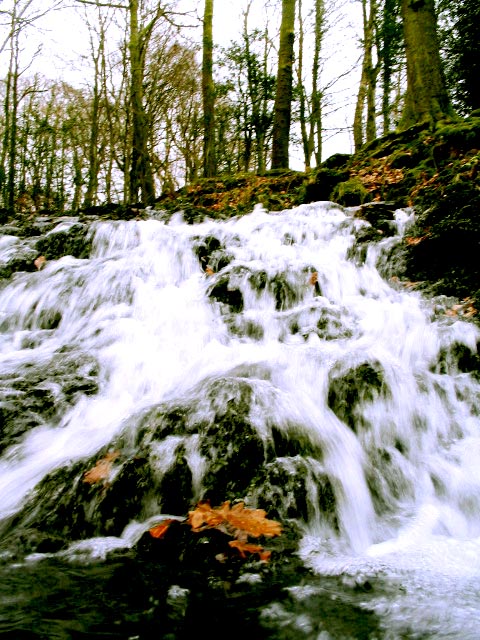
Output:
[81, 3, 112, 207]
[353, 0, 380, 151]
[271, 0, 296, 170]
[439, 0, 480, 116]
[379, 0, 403, 134]
[219, 5, 275, 175]
[202, 0, 215, 177]
[400, 0, 451, 128]
[296, 0, 326, 169]
[0, 0, 52, 211]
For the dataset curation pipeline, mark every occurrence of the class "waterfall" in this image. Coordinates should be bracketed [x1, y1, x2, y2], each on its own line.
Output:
[1, 202, 479, 638]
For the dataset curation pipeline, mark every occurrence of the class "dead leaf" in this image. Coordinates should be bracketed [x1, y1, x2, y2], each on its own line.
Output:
[83, 451, 119, 485]
[149, 519, 176, 539]
[228, 539, 265, 559]
[405, 236, 428, 246]
[205, 266, 215, 276]
[34, 256, 46, 270]
[309, 271, 318, 286]
[187, 500, 282, 538]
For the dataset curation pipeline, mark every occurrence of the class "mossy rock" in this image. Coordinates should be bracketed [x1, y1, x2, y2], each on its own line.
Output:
[328, 362, 388, 432]
[36, 223, 91, 260]
[303, 167, 350, 203]
[332, 177, 370, 207]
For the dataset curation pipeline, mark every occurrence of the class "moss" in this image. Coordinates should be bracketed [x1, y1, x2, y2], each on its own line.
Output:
[328, 362, 388, 432]
[36, 223, 91, 260]
[332, 177, 370, 206]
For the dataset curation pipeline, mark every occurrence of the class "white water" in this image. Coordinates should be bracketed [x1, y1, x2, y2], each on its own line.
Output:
[1, 202, 480, 637]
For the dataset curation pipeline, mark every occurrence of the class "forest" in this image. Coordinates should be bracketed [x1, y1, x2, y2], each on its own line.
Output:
[0, 0, 478, 215]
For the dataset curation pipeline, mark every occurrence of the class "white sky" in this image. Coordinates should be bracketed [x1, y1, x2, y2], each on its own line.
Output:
[3, 0, 362, 166]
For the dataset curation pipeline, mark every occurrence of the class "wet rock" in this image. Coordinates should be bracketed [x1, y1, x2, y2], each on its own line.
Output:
[0, 351, 99, 454]
[327, 361, 389, 432]
[35, 222, 92, 260]
[0, 236, 38, 279]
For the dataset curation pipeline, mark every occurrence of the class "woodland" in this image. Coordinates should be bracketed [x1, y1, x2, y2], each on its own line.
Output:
[1, 0, 480, 307]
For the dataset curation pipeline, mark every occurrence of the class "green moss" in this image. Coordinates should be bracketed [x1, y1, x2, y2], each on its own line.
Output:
[332, 177, 370, 206]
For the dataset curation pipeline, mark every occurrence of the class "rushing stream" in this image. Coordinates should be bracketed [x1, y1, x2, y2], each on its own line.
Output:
[0, 201, 479, 639]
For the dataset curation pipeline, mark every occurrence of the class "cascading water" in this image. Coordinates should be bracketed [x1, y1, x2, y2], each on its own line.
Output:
[0, 201, 479, 639]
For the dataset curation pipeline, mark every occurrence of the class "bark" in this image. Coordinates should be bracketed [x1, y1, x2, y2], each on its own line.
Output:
[380, 0, 400, 134]
[202, 0, 216, 177]
[353, 0, 379, 151]
[401, 0, 451, 127]
[128, 0, 155, 205]
[310, 0, 324, 166]
[271, 0, 296, 170]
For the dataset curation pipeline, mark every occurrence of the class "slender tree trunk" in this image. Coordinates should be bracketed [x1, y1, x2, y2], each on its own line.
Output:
[353, 0, 378, 151]
[202, 0, 216, 177]
[128, 0, 155, 204]
[84, 18, 106, 208]
[311, 0, 324, 166]
[296, 0, 310, 169]
[380, 0, 399, 134]
[271, 0, 296, 170]
[6, 25, 20, 212]
[401, 0, 451, 127]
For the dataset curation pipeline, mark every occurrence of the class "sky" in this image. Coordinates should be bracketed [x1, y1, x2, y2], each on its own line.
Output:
[3, 0, 362, 166]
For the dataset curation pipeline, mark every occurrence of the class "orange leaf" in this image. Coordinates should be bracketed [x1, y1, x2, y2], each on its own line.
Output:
[405, 236, 428, 246]
[34, 256, 46, 270]
[228, 539, 265, 559]
[83, 451, 119, 485]
[187, 500, 282, 539]
[205, 266, 215, 276]
[309, 271, 318, 286]
[149, 519, 175, 539]
[258, 549, 272, 562]
[187, 501, 225, 530]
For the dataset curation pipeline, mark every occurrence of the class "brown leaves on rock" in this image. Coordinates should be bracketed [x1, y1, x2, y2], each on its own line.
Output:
[187, 501, 282, 539]
[187, 501, 281, 561]
[148, 501, 282, 562]
[83, 451, 119, 485]
[405, 235, 430, 246]
[445, 297, 477, 318]
[350, 157, 405, 200]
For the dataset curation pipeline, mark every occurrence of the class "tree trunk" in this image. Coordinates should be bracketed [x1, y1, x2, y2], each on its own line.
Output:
[353, 0, 378, 151]
[84, 13, 107, 209]
[271, 0, 296, 170]
[310, 0, 324, 166]
[202, 0, 216, 178]
[380, 0, 400, 134]
[401, 0, 451, 127]
[128, 0, 155, 205]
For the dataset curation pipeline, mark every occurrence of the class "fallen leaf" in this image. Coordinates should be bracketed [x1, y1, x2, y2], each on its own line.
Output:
[205, 266, 215, 276]
[187, 500, 282, 538]
[83, 451, 119, 485]
[34, 256, 46, 270]
[149, 519, 176, 539]
[405, 236, 427, 246]
[228, 539, 265, 559]
[309, 271, 318, 286]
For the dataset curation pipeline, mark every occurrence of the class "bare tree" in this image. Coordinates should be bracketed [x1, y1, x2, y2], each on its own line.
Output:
[271, 0, 296, 170]
[202, 0, 215, 177]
